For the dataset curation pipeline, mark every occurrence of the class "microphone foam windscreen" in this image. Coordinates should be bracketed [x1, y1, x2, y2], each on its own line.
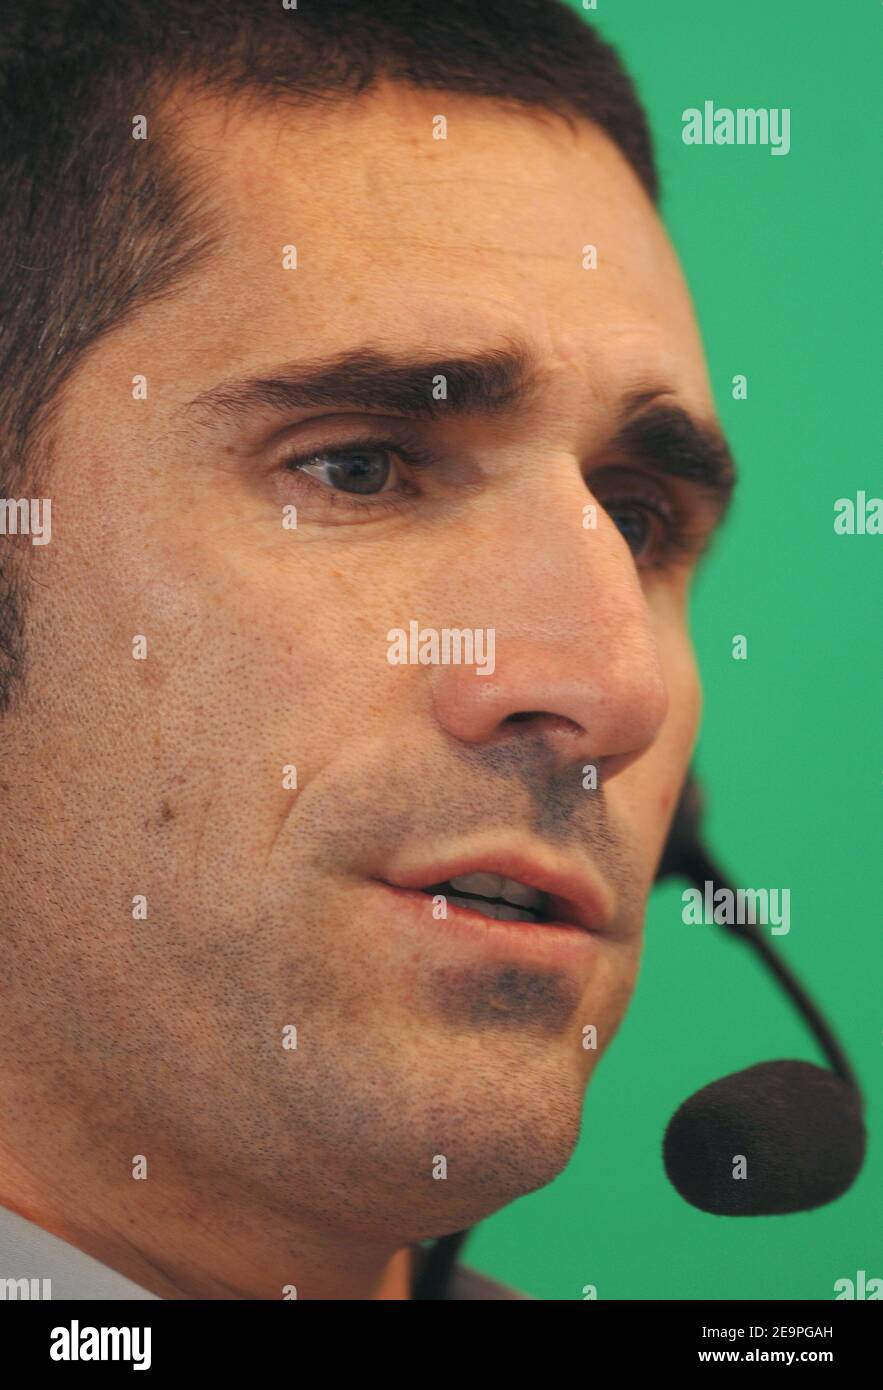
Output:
[663, 1059, 866, 1215]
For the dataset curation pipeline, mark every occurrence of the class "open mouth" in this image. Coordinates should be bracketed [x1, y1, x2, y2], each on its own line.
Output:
[381, 848, 610, 937]
[420, 872, 553, 924]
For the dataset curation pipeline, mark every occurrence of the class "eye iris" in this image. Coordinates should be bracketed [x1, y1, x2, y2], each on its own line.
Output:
[306, 449, 392, 494]
[609, 504, 651, 556]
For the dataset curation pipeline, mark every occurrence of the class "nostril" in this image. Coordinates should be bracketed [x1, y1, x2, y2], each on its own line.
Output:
[502, 711, 583, 737]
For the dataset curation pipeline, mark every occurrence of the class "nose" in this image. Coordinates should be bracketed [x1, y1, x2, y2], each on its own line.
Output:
[428, 494, 669, 780]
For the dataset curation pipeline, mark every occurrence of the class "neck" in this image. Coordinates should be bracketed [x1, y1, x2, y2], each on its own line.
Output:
[0, 1142, 418, 1300]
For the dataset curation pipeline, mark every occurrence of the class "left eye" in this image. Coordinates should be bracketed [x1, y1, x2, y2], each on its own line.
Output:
[607, 502, 656, 557]
[291, 447, 399, 495]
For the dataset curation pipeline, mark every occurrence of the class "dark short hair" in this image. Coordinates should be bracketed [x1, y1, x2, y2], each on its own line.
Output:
[0, 0, 658, 712]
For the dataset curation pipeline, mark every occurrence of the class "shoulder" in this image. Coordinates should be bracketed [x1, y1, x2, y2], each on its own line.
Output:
[446, 1263, 532, 1300]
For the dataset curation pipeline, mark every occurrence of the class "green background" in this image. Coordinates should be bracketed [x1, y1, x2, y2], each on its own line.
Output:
[468, 0, 882, 1299]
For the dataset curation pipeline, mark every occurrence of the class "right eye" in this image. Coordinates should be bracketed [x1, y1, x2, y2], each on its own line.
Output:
[288, 445, 402, 495]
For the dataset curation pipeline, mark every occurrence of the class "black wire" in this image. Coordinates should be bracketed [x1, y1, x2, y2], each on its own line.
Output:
[411, 1229, 472, 1300]
[676, 836, 860, 1093]
[659, 770, 860, 1094]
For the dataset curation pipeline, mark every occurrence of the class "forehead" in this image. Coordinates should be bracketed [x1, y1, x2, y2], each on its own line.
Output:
[120, 83, 712, 413]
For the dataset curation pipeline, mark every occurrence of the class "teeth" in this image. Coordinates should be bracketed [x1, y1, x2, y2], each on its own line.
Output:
[447, 871, 547, 911]
[494, 903, 538, 922]
[500, 877, 546, 909]
[446, 895, 537, 923]
[427, 871, 550, 922]
[449, 872, 504, 897]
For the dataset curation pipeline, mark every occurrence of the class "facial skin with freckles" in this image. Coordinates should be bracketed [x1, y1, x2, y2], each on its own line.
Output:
[0, 81, 731, 1299]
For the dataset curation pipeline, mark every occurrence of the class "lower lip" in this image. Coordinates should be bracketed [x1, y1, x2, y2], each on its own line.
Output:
[370, 880, 604, 970]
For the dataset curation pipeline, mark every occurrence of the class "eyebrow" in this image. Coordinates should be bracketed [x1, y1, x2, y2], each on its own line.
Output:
[185, 341, 538, 421]
[186, 343, 737, 512]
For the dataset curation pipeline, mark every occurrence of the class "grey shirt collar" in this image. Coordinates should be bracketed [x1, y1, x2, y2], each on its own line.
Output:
[0, 1203, 528, 1300]
[0, 1203, 158, 1300]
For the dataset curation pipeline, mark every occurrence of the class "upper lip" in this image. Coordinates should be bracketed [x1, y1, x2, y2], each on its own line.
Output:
[380, 846, 615, 934]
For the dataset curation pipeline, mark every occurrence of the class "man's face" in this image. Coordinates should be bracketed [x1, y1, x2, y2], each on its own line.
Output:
[6, 84, 724, 1242]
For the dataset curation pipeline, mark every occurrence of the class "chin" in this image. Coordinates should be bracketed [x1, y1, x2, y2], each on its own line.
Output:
[364, 1062, 589, 1240]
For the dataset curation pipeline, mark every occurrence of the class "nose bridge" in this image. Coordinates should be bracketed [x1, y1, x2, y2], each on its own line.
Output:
[426, 493, 669, 763]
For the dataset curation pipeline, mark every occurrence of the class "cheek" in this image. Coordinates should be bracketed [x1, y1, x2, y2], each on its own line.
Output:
[654, 590, 703, 749]
[667, 642, 702, 754]
[641, 603, 703, 826]
[662, 654, 701, 811]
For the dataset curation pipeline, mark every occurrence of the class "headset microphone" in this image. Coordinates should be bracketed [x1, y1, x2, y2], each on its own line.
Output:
[656, 770, 866, 1215]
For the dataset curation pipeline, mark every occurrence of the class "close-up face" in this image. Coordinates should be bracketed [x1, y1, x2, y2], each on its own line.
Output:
[2, 81, 732, 1254]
